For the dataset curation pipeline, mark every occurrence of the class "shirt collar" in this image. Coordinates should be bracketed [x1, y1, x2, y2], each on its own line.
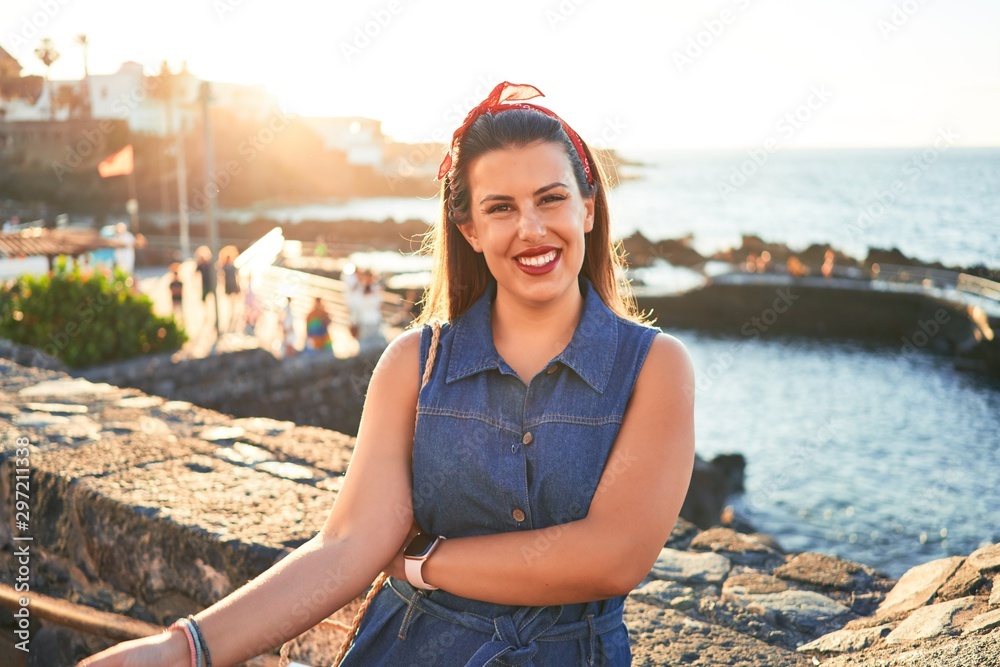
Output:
[445, 274, 619, 394]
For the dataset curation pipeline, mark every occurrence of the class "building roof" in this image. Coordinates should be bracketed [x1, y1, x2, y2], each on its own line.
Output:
[0, 44, 21, 75]
[0, 227, 121, 258]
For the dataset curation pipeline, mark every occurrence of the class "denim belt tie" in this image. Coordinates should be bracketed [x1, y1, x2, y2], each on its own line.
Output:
[388, 577, 623, 666]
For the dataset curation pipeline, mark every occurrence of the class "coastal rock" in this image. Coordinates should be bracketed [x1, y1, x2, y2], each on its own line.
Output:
[884, 596, 980, 644]
[721, 572, 789, 596]
[875, 556, 964, 619]
[935, 560, 986, 601]
[820, 629, 1000, 666]
[650, 547, 731, 585]
[664, 516, 702, 550]
[690, 526, 785, 570]
[680, 453, 745, 528]
[968, 543, 1000, 573]
[624, 600, 812, 667]
[796, 625, 892, 654]
[774, 551, 879, 592]
[722, 588, 852, 634]
[629, 580, 708, 611]
[992, 574, 1000, 606]
[963, 607, 1000, 635]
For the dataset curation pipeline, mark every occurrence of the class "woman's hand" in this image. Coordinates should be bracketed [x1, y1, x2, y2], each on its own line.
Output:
[383, 519, 422, 581]
[76, 627, 187, 667]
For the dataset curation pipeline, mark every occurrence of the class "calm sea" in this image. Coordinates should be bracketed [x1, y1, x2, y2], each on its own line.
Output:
[224, 149, 1000, 577]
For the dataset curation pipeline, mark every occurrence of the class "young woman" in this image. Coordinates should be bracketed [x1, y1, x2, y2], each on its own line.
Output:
[78, 82, 695, 667]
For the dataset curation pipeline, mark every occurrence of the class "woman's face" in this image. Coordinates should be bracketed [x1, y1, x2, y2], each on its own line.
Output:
[457, 140, 595, 307]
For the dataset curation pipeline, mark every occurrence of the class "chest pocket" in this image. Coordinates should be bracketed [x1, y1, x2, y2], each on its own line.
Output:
[413, 353, 638, 540]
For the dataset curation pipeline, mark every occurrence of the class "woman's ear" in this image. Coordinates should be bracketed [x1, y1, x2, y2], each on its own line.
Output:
[456, 221, 483, 253]
[583, 195, 595, 234]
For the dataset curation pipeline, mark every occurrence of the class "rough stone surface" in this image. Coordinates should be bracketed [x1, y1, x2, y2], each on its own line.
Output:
[689, 526, 786, 569]
[875, 556, 965, 619]
[963, 607, 1000, 636]
[650, 548, 732, 584]
[935, 559, 986, 601]
[624, 601, 811, 667]
[968, 543, 1000, 573]
[992, 574, 1000, 606]
[775, 551, 880, 592]
[723, 588, 852, 633]
[630, 580, 697, 607]
[820, 630, 1000, 666]
[797, 625, 892, 653]
[884, 596, 980, 644]
[722, 571, 790, 595]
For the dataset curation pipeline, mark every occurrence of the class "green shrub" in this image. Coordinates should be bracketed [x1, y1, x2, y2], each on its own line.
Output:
[0, 258, 187, 368]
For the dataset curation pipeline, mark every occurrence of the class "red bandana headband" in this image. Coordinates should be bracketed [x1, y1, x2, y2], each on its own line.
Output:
[437, 81, 595, 188]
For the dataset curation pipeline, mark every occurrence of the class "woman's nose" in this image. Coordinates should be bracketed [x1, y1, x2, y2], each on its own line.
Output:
[517, 207, 546, 240]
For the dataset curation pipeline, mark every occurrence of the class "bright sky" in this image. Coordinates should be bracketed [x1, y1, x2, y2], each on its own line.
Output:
[2, 0, 998, 150]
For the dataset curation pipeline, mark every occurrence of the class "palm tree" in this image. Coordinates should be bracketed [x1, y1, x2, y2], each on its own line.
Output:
[76, 34, 91, 119]
[34, 38, 60, 121]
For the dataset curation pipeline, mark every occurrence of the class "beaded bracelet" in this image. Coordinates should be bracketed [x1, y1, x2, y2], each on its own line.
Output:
[186, 615, 214, 667]
[167, 619, 199, 667]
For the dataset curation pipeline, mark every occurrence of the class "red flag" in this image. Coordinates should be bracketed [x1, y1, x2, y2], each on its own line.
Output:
[98, 144, 134, 178]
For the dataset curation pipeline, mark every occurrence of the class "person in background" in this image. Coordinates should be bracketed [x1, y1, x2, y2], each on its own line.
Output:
[348, 268, 387, 355]
[305, 296, 333, 354]
[219, 245, 242, 332]
[168, 263, 184, 326]
[195, 246, 215, 303]
[281, 297, 298, 358]
[113, 222, 146, 277]
[242, 278, 262, 336]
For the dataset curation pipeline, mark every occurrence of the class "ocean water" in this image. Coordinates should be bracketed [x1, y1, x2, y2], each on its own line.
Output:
[609, 147, 1000, 270]
[682, 328, 1000, 579]
[221, 149, 1000, 577]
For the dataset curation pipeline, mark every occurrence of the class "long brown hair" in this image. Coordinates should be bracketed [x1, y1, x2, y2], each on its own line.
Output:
[412, 108, 653, 328]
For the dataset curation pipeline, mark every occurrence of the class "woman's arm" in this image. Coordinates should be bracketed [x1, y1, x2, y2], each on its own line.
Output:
[80, 328, 425, 667]
[407, 333, 696, 606]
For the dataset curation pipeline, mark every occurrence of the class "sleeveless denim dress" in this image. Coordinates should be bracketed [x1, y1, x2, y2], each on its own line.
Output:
[339, 274, 660, 667]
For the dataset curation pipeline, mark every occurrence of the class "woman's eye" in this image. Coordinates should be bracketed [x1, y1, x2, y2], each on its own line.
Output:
[487, 204, 513, 214]
[540, 194, 567, 204]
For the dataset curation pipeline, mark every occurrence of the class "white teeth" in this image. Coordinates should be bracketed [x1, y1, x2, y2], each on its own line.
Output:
[516, 250, 557, 267]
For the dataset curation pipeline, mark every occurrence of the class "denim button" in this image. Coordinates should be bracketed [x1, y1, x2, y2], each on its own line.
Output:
[522, 432, 533, 446]
[546, 364, 557, 374]
[512, 508, 526, 522]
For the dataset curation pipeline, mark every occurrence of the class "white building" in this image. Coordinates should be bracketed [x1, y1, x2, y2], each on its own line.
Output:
[1, 51, 281, 137]
[303, 116, 385, 167]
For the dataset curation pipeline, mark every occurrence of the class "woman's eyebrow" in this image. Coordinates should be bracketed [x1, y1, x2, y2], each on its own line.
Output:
[479, 182, 568, 205]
